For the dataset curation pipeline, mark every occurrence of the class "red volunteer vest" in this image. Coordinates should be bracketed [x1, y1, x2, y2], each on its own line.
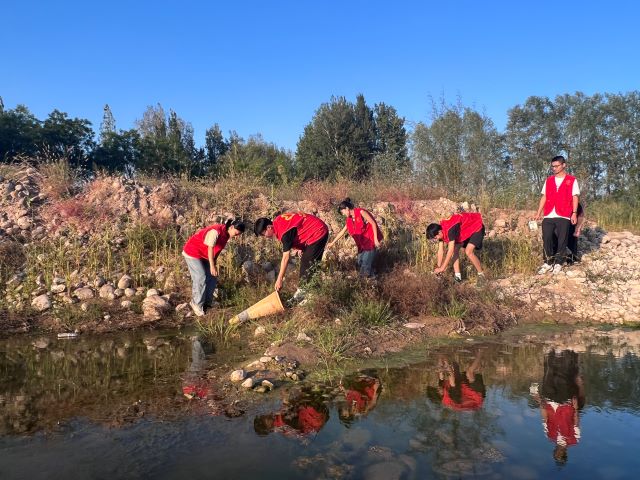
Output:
[183, 224, 230, 260]
[273, 212, 328, 249]
[442, 383, 484, 411]
[543, 174, 576, 218]
[346, 208, 383, 252]
[544, 403, 579, 446]
[440, 213, 483, 243]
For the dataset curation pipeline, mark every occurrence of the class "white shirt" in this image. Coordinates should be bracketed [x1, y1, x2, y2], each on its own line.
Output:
[541, 176, 580, 219]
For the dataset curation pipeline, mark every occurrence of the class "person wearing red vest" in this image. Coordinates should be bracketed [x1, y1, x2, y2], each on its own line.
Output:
[327, 198, 384, 277]
[254, 212, 329, 302]
[182, 219, 245, 316]
[426, 212, 486, 285]
[534, 155, 581, 275]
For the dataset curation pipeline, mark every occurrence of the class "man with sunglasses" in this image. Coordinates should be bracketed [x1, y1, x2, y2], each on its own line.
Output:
[534, 156, 580, 274]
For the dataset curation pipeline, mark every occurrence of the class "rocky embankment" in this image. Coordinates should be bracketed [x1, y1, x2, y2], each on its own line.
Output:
[1, 165, 639, 334]
[495, 229, 640, 323]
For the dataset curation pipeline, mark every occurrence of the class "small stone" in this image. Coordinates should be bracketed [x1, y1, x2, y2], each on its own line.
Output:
[261, 380, 274, 391]
[121, 300, 133, 309]
[124, 288, 136, 297]
[142, 294, 170, 320]
[296, 331, 312, 342]
[114, 288, 124, 298]
[74, 287, 94, 300]
[230, 369, 245, 382]
[32, 337, 50, 349]
[51, 284, 66, 294]
[146, 288, 160, 297]
[80, 302, 89, 312]
[117, 275, 133, 289]
[103, 314, 111, 321]
[241, 378, 254, 389]
[93, 276, 106, 288]
[254, 326, 266, 337]
[260, 356, 272, 363]
[99, 284, 116, 300]
[254, 386, 268, 393]
[31, 294, 51, 312]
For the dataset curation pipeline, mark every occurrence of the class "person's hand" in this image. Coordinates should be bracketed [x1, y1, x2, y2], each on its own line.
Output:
[433, 266, 445, 274]
[326, 242, 334, 250]
[571, 212, 577, 225]
[374, 239, 381, 248]
[275, 277, 283, 291]
[534, 212, 541, 222]
[210, 266, 218, 277]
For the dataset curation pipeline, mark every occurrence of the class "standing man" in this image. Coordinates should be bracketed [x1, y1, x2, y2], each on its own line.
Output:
[534, 156, 580, 274]
[426, 212, 486, 285]
[254, 212, 329, 303]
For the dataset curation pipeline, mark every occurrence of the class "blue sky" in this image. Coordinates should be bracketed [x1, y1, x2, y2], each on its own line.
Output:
[2, 0, 639, 151]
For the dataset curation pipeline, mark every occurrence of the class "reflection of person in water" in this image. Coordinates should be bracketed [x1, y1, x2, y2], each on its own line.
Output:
[427, 350, 486, 411]
[182, 336, 211, 400]
[338, 374, 382, 425]
[530, 349, 585, 465]
[254, 389, 329, 441]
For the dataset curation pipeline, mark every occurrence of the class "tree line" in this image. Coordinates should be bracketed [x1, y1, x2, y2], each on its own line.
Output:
[1, 92, 638, 201]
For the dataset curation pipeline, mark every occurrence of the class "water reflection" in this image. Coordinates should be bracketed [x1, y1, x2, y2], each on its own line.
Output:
[427, 350, 486, 411]
[1, 328, 640, 479]
[531, 349, 585, 465]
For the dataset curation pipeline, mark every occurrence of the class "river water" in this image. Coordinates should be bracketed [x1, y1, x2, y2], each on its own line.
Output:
[1, 327, 639, 479]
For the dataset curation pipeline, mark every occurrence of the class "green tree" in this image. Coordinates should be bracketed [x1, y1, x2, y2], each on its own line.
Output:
[204, 123, 228, 175]
[372, 102, 409, 174]
[91, 129, 141, 175]
[0, 105, 41, 161]
[39, 110, 95, 167]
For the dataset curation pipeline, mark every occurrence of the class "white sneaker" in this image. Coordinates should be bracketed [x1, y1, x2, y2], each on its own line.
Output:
[190, 301, 205, 317]
[537, 263, 552, 275]
[551, 264, 563, 275]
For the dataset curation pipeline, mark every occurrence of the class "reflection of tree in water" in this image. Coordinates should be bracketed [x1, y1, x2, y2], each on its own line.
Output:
[0, 333, 194, 434]
[578, 352, 640, 410]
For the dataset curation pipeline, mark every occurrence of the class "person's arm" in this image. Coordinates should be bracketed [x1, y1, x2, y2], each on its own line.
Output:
[275, 251, 290, 291]
[535, 195, 546, 221]
[436, 241, 444, 268]
[204, 229, 219, 276]
[208, 245, 218, 277]
[434, 241, 456, 273]
[327, 225, 348, 249]
[571, 195, 579, 225]
[360, 210, 380, 247]
[275, 228, 297, 291]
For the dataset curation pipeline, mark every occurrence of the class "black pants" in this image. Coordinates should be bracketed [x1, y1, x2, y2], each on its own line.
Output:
[567, 223, 579, 261]
[299, 233, 329, 283]
[542, 218, 571, 265]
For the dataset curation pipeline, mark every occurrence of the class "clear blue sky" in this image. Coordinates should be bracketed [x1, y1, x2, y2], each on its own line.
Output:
[2, 0, 639, 151]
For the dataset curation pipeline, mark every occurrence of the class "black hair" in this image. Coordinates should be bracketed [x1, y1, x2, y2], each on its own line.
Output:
[224, 219, 245, 233]
[338, 198, 354, 212]
[253, 217, 273, 236]
[552, 155, 566, 164]
[426, 223, 442, 239]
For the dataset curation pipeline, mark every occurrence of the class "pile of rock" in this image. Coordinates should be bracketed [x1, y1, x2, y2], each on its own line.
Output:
[495, 228, 640, 324]
[229, 355, 306, 393]
[0, 167, 47, 243]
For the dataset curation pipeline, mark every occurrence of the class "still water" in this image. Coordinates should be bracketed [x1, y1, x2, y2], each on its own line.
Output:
[1, 327, 639, 479]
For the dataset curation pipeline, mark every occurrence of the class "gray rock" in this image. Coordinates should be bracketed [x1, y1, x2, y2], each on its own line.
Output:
[142, 294, 170, 320]
[124, 288, 136, 297]
[31, 294, 52, 312]
[117, 275, 133, 289]
[51, 283, 66, 294]
[75, 287, 95, 300]
[98, 284, 116, 300]
[241, 378, 254, 389]
[230, 369, 245, 382]
[146, 288, 160, 297]
[120, 300, 133, 309]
